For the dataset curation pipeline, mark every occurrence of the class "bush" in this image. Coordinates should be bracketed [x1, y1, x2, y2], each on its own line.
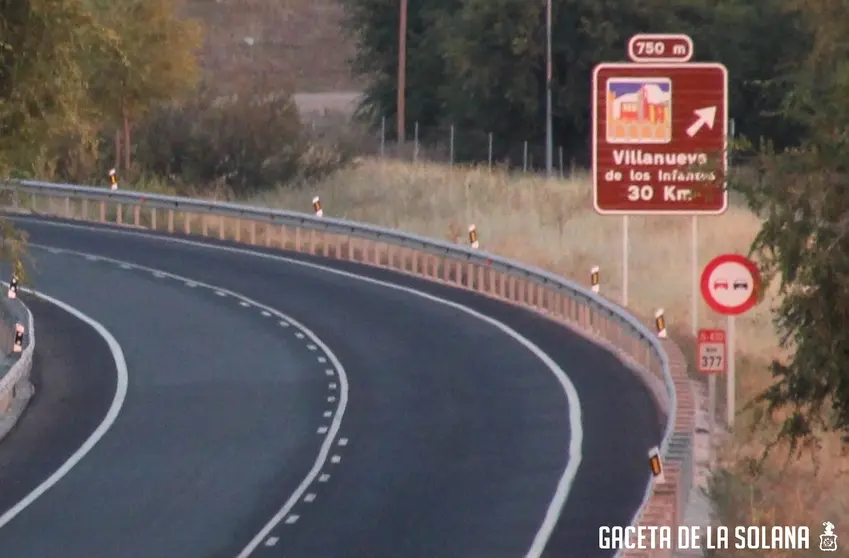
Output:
[130, 82, 305, 197]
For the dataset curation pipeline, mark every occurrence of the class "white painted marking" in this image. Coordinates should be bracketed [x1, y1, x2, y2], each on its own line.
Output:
[304, 493, 316, 503]
[338, 438, 348, 446]
[329, 382, 337, 390]
[239, 301, 250, 307]
[330, 455, 341, 464]
[264, 537, 279, 547]
[46, 247, 62, 254]
[317, 426, 328, 434]
[22, 218, 583, 558]
[307, 344, 317, 351]
[284, 515, 299, 525]
[317, 356, 326, 363]
[278, 320, 290, 327]
[261, 310, 271, 317]
[152, 271, 165, 278]
[120, 263, 132, 270]
[84, 254, 98, 261]
[318, 474, 330, 483]
[327, 396, 336, 403]
[325, 369, 334, 376]
[323, 410, 332, 418]
[294, 332, 304, 339]
[26, 241, 351, 558]
[0, 288, 129, 529]
[185, 282, 197, 288]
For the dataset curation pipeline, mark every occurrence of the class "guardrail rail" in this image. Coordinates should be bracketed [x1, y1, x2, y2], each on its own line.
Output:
[0, 180, 695, 557]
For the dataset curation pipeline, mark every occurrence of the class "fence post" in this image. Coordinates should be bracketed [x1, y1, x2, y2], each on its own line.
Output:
[449, 124, 455, 166]
[487, 133, 493, 170]
[413, 121, 419, 162]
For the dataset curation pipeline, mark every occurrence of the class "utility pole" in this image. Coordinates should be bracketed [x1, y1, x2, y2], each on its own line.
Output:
[397, 0, 408, 145]
[545, 0, 553, 177]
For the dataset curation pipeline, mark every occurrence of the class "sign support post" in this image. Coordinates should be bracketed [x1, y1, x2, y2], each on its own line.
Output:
[691, 216, 698, 335]
[622, 216, 629, 307]
[727, 314, 736, 426]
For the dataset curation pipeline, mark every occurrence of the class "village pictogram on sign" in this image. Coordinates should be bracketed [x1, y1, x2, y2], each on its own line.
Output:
[605, 78, 672, 144]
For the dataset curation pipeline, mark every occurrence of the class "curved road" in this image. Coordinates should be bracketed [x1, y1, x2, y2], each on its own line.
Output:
[0, 215, 662, 557]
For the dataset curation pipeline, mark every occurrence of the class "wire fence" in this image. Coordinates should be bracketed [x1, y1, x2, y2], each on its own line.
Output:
[304, 111, 583, 178]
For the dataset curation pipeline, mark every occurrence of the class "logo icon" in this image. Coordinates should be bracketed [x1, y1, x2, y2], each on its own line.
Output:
[605, 78, 672, 144]
[820, 521, 838, 552]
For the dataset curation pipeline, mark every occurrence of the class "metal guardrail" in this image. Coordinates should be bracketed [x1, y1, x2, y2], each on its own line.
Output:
[0, 179, 693, 555]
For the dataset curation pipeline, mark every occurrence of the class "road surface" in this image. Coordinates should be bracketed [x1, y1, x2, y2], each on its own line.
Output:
[0, 215, 662, 557]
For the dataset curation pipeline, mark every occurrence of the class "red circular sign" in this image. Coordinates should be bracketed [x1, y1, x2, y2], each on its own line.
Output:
[700, 254, 760, 315]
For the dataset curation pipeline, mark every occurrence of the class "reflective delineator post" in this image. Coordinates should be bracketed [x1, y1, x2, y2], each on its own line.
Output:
[109, 168, 118, 190]
[312, 196, 323, 217]
[13, 323, 24, 353]
[468, 224, 479, 249]
[655, 308, 667, 339]
[648, 446, 664, 483]
[591, 266, 600, 294]
[7, 275, 17, 299]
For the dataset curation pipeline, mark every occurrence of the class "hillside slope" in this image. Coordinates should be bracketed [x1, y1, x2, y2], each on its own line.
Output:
[181, 0, 361, 95]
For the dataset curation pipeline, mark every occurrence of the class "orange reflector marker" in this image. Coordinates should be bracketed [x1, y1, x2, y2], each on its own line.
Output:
[468, 224, 479, 249]
[648, 446, 664, 482]
[655, 308, 667, 339]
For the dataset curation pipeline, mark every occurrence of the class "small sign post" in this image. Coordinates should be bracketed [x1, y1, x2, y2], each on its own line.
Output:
[700, 254, 761, 430]
[698, 327, 726, 464]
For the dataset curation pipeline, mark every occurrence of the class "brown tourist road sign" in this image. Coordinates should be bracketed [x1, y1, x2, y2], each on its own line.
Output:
[592, 60, 729, 215]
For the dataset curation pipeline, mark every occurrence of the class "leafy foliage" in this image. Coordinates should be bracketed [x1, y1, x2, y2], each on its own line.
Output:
[733, 0, 849, 451]
[341, 0, 812, 164]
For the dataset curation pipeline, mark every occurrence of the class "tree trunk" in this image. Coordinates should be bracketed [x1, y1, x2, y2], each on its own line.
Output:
[123, 108, 131, 171]
[114, 128, 121, 172]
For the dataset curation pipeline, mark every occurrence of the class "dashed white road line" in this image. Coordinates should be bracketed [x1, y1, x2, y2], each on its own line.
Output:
[21, 218, 583, 558]
[28, 243, 352, 556]
[338, 438, 349, 447]
[318, 474, 330, 483]
[325, 369, 334, 376]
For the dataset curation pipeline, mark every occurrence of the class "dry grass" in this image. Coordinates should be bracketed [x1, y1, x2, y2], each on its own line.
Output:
[245, 157, 847, 554]
[180, 0, 360, 94]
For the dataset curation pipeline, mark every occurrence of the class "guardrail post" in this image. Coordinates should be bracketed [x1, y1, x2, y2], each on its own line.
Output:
[250, 221, 256, 244]
[151, 208, 157, 230]
[202, 215, 209, 236]
[133, 205, 140, 226]
[167, 209, 174, 233]
[183, 213, 190, 235]
[64, 197, 71, 218]
[99, 200, 106, 222]
[235, 220, 241, 242]
[219, 215, 225, 240]
[116, 204, 122, 224]
[81, 199, 88, 220]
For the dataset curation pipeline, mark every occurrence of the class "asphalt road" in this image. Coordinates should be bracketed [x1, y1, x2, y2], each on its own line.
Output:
[0, 215, 663, 558]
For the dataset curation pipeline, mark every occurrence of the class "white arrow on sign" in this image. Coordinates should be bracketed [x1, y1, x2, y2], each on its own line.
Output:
[686, 106, 717, 137]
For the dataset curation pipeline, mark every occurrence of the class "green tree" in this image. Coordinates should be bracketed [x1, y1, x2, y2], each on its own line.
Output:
[736, 0, 849, 451]
[341, 0, 459, 139]
[85, 0, 202, 172]
[0, 0, 103, 177]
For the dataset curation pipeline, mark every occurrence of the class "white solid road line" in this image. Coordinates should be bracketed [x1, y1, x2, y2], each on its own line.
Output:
[26, 242, 351, 558]
[17, 217, 583, 558]
[0, 288, 129, 530]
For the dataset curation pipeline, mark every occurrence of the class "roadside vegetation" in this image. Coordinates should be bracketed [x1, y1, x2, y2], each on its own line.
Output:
[2, 0, 848, 552]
